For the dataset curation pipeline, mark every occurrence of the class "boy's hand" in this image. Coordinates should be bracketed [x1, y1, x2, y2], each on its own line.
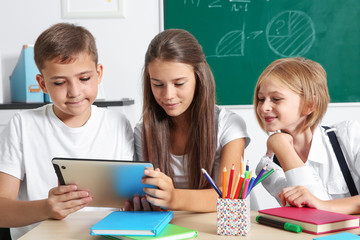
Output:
[47, 185, 92, 220]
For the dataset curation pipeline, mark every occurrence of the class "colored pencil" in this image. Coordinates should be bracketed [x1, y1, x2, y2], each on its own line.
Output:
[226, 164, 235, 198]
[234, 174, 245, 199]
[222, 167, 227, 198]
[255, 168, 275, 186]
[231, 172, 241, 199]
[241, 178, 250, 199]
[201, 168, 222, 198]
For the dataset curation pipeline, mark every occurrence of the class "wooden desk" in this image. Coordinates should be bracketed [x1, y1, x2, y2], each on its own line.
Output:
[19, 210, 360, 240]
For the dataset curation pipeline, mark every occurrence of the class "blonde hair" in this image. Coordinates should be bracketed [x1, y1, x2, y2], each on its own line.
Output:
[254, 57, 330, 132]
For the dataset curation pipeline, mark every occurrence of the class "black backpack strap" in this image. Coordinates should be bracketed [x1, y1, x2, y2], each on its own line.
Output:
[322, 126, 358, 196]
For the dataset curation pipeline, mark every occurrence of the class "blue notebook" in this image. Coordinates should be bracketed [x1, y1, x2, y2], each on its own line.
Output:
[90, 211, 174, 236]
[313, 232, 360, 240]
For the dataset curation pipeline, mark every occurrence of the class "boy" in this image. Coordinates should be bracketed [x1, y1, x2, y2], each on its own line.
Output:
[0, 23, 134, 239]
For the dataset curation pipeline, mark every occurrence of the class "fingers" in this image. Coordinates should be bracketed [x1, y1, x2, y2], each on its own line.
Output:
[124, 200, 133, 211]
[143, 169, 173, 190]
[47, 185, 93, 220]
[141, 196, 152, 211]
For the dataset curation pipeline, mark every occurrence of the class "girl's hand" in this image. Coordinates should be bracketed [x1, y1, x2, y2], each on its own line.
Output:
[46, 185, 92, 220]
[141, 168, 178, 210]
[279, 186, 324, 209]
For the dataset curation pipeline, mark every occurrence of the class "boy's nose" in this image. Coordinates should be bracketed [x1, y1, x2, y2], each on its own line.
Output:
[67, 82, 81, 98]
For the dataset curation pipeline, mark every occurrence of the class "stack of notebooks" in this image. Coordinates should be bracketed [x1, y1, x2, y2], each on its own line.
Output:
[90, 211, 197, 240]
[258, 206, 360, 234]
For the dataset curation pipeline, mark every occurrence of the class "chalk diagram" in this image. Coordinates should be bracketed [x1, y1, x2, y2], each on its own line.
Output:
[211, 10, 315, 58]
[266, 10, 315, 57]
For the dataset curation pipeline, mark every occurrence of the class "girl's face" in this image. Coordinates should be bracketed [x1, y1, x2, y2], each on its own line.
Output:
[148, 59, 196, 118]
[256, 76, 308, 134]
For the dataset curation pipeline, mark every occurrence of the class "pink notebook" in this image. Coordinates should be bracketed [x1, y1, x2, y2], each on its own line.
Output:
[258, 207, 360, 234]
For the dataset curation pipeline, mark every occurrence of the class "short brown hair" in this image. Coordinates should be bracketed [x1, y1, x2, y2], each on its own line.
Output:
[34, 23, 98, 71]
[254, 57, 330, 132]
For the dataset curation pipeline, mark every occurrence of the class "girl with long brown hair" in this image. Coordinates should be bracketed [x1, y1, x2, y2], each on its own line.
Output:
[132, 29, 250, 212]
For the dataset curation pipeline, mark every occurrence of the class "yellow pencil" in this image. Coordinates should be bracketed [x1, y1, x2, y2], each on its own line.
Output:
[231, 172, 241, 199]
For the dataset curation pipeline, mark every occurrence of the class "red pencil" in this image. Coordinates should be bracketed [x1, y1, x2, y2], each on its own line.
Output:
[226, 164, 235, 198]
[234, 174, 245, 199]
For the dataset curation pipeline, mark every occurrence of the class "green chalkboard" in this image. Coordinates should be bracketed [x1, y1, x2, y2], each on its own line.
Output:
[164, 0, 360, 105]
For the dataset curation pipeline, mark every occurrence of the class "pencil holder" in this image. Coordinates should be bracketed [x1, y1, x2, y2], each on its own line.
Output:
[216, 197, 251, 236]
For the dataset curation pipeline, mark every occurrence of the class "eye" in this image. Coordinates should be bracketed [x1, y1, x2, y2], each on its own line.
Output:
[273, 98, 282, 102]
[258, 97, 265, 102]
[151, 82, 163, 87]
[175, 82, 184, 87]
[80, 77, 90, 81]
[54, 82, 64, 86]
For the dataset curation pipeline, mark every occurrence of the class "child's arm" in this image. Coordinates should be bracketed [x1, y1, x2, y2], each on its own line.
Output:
[279, 185, 360, 214]
[142, 138, 245, 212]
[0, 172, 92, 227]
[266, 133, 305, 171]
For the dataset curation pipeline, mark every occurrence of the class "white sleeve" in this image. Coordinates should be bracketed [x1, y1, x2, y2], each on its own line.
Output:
[218, 108, 250, 148]
[285, 166, 330, 200]
[121, 116, 135, 161]
[255, 156, 286, 204]
[0, 113, 24, 180]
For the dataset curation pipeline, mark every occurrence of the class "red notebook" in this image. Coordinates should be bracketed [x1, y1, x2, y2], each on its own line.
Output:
[258, 207, 360, 234]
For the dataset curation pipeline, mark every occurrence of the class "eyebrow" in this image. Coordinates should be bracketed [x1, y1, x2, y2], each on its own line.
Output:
[150, 77, 187, 82]
[49, 70, 94, 81]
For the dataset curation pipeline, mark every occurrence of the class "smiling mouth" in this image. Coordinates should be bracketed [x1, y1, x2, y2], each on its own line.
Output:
[264, 116, 276, 122]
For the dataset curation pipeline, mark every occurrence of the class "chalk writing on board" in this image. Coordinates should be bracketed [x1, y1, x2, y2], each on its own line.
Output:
[266, 10, 315, 57]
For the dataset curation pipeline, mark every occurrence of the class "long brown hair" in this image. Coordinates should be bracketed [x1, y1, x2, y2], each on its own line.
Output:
[142, 29, 216, 189]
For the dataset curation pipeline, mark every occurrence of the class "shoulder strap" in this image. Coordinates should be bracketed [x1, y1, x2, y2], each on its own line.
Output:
[322, 126, 358, 196]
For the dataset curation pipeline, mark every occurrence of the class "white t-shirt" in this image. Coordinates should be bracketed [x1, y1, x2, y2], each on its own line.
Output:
[0, 104, 134, 239]
[134, 106, 250, 188]
[256, 120, 360, 203]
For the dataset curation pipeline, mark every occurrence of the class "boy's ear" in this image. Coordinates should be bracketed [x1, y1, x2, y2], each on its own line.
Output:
[36, 74, 48, 94]
[96, 64, 104, 84]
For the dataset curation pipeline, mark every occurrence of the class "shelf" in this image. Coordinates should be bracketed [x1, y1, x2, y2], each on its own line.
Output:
[0, 99, 134, 110]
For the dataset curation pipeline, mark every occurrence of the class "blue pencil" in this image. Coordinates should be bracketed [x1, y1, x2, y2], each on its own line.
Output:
[201, 168, 222, 198]
[253, 164, 268, 187]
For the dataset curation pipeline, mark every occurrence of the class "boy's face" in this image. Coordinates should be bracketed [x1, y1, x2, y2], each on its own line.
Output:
[36, 52, 103, 127]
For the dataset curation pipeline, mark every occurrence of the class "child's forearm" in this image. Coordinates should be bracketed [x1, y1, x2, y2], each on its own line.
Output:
[267, 134, 304, 172]
[0, 198, 49, 227]
[323, 196, 360, 215]
[171, 188, 218, 212]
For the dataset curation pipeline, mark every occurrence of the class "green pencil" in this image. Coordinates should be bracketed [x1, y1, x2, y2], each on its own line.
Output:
[255, 168, 274, 186]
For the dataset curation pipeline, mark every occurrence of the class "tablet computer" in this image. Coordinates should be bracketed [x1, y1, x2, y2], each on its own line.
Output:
[52, 157, 154, 208]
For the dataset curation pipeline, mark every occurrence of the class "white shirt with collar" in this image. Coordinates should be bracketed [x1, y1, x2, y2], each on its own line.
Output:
[256, 120, 360, 204]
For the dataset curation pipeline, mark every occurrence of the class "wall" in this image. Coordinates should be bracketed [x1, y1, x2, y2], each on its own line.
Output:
[0, 0, 161, 127]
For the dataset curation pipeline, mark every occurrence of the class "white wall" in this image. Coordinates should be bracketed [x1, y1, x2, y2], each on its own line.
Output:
[1, 1, 359, 210]
[0, 0, 161, 127]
